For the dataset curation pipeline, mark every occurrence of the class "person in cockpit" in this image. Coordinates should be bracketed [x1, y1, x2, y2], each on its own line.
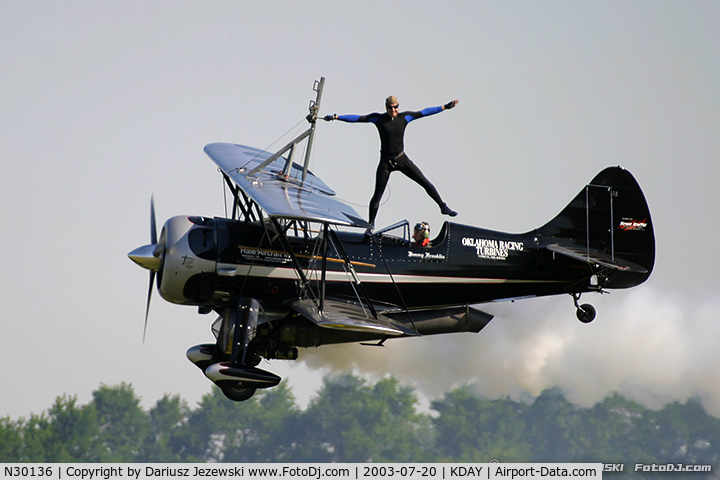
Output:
[413, 221, 432, 247]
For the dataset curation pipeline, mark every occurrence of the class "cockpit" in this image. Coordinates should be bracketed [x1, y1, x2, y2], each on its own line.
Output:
[373, 219, 449, 248]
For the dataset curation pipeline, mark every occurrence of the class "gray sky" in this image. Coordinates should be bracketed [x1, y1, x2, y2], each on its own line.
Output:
[2, 1, 719, 419]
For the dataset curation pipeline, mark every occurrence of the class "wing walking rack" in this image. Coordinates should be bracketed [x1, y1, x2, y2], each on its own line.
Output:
[204, 77, 369, 229]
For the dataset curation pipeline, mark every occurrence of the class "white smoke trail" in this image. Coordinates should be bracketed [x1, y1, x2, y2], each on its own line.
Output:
[299, 288, 720, 416]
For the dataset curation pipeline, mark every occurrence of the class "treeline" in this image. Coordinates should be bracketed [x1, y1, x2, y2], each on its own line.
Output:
[1, 375, 719, 475]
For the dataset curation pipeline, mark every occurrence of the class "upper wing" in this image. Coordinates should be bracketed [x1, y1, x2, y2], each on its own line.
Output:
[204, 142, 369, 228]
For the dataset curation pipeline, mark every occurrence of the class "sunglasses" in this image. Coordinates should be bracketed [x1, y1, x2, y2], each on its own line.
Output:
[386, 104, 399, 110]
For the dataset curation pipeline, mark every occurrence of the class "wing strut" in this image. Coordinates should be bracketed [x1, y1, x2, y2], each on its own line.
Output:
[327, 229, 379, 320]
[269, 217, 317, 302]
[265, 213, 382, 323]
[319, 223, 328, 313]
[221, 171, 263, 222]
[246, 77, 325, 185]
[369, 236, 417, 331]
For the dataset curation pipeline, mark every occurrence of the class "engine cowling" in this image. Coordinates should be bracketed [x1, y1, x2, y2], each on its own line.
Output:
[156, 216, 218, 305]
[131, 214, 297, 313]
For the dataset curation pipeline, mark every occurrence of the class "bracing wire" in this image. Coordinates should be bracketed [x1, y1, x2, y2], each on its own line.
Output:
[334, 185, 392, 209]
[238, 117, 308, 171]
[218, 116, 308, 216]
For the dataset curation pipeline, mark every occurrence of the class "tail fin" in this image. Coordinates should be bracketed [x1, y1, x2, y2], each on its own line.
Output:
[537, 166, 655, 289]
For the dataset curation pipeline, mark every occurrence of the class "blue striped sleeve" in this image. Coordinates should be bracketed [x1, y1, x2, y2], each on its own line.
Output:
[337, 114, 363, 122]
[337, 113, 380, 124]
[404, 106, 443, 123]
[420, 106, 443, 116]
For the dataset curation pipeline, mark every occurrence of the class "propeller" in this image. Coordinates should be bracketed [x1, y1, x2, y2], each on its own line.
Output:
[128, 196, 163, 342]
[144, 196, 157, 342]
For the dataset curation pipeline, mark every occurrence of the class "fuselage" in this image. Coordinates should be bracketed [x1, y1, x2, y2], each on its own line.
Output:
[156, 216, 597, 312]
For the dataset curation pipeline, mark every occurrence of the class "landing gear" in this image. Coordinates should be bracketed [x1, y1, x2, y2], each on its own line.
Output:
[572, 293, 596, 323]
[187, 297, 282, 402]
[576, 303, 596, 323]
[204, 362, 281, 401]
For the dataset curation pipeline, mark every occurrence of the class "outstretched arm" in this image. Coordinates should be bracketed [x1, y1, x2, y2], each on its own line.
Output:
[406, 99, 460, 122]
[323, 113, 379, 123]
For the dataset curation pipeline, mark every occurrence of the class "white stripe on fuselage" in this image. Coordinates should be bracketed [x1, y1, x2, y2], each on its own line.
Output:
[217, 263, 555, 284]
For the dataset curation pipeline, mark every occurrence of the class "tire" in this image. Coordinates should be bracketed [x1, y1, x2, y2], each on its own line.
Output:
[221, 383, 257, 402]
[576, 304, 596, 323]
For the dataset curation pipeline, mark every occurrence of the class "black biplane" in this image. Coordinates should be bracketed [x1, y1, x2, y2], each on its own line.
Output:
[129, 78, 655, 401]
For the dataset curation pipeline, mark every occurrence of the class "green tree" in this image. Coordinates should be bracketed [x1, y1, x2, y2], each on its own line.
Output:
[0, 417, 22, 462]
[296, 375, 431, 462]
[91, 383, 151, 461]
[139, 394, 190, 462]
[580, 394, 659, 466]
[16, 414, 52, 462]
[431, 386, 531, 462]
[175, 387, 231, 462]
[361, 377, 434, 462]
[176, 382, 300, 462]
[653, 398, 720, 465]
[522, 387, 583, 461]
[11, 396, 101, 462]
[44, 395, 102, 462]
[222, 382, 300, 462]
[2, 377, 720, 469]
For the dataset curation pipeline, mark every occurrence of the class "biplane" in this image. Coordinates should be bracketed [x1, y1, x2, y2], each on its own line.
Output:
[129, 78, 655, 401]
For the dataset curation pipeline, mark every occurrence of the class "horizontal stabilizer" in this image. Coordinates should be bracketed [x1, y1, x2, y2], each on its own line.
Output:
[547, 244, 648, 273]
[290, 299, 421, 337]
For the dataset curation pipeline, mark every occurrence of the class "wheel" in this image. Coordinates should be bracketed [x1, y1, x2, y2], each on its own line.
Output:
[221, 383, 257, 402]
[576, 303, 596, 323]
